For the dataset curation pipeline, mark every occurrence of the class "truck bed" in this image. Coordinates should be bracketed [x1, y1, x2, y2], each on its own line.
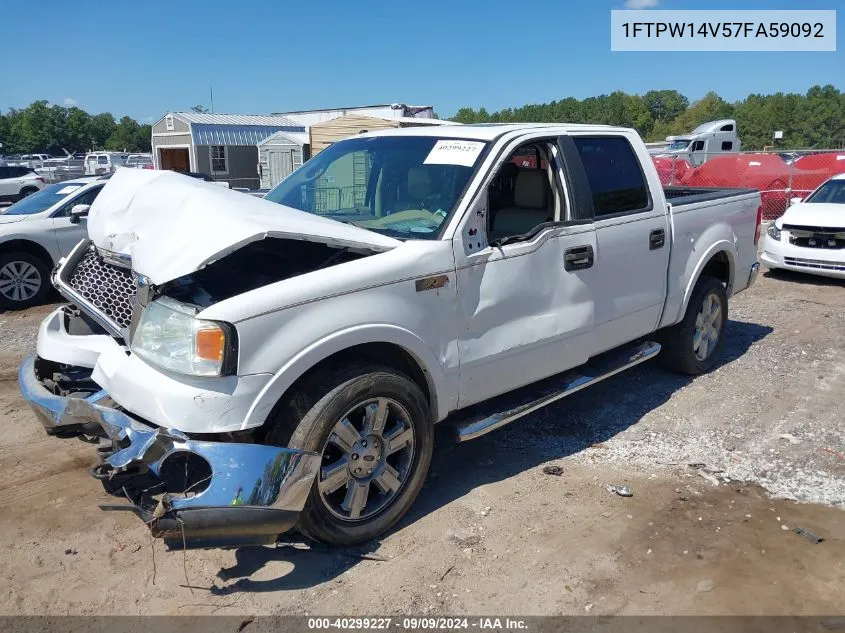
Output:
[664, 186, 758, 207]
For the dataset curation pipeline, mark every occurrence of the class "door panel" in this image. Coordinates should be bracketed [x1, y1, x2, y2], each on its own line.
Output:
[591, 211, 670, 353]
[51, 186, 103, 257]
[454, 224, 597, 408]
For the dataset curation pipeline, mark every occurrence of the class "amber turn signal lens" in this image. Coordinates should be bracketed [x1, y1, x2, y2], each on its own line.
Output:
[195, 325, 226, 361]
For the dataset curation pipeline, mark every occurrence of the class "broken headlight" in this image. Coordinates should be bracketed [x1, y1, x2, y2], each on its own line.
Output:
[766, 223, 781, 241]
[131, 297, 236, 376]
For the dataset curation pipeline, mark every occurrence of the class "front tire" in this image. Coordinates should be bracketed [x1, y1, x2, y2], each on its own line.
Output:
[265, 364, 433, 546]
[658, 276, 728, 375]
[0, 252, 50, 310]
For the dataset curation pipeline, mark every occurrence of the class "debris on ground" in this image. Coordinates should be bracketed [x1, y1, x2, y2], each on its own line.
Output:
[778, 433, 802, 445]
[542, 464, 564, 476]
[605, 484, 633, 497]
[695, 579, 715, 593]
[696, 469, 721, 487]
[447, 528, 481, 548]
[792, 527, 824, 544]
[64, 548, 77, 555]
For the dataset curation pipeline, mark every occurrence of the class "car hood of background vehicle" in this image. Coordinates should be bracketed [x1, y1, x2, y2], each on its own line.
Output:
[778, 202, 845, 229]
[0, 215, 28, 224]
[86, 168, 401, 285]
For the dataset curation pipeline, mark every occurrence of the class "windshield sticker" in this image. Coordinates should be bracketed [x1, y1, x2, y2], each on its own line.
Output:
[424, 140, 485, 167]
[56, 185, 83, 195]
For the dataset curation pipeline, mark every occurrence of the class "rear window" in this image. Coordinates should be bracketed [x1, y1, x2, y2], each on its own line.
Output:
[97, 156, 109, 165]
[572, 136, 650, 216]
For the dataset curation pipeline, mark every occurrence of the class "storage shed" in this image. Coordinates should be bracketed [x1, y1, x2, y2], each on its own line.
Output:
[308, 115, 452, 156]
[150, 112, 305, 189]
[256, 131, 310, 189]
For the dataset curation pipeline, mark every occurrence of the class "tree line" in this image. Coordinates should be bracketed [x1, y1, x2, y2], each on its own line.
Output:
[450, 85, 845, 150]
[0, 100, 152, 155]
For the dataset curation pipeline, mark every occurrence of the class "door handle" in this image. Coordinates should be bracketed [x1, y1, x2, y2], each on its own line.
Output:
[649, 229, 666, 250]
[564, 245, 594, 271]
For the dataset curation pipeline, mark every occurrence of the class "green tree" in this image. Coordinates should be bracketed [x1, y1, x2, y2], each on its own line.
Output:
[190, 105, 209, 113]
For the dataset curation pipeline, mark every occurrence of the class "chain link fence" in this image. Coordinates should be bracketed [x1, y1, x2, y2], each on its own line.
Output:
[652, 149, 845, 221]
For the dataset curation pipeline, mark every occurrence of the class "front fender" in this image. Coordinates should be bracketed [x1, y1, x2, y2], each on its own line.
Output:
[241, 324, 454, 430]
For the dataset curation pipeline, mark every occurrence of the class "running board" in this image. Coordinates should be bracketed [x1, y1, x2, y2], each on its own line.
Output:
[451, 341, 661, 442]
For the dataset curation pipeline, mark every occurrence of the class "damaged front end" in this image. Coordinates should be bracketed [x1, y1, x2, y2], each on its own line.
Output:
[19, 355, 321, 549]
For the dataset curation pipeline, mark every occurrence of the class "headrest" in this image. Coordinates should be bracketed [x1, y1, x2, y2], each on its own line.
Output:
[514, 170, 548, 209]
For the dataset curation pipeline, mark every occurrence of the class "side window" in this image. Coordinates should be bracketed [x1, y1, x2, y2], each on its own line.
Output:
[55, 186, 103, 217]
[487, 140, 564, 242]
[692, 140, 705, 151]
[572, 136, 649, 217]
[721, 141, 733, 151]
[0, 167, 8, 178]
[720, 124, 734, 132]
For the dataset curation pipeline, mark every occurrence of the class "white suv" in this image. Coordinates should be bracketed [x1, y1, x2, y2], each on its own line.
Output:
[0, 166, 46, 204]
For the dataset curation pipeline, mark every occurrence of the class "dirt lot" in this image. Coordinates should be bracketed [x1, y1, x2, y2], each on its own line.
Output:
[0, 269, 843, 616]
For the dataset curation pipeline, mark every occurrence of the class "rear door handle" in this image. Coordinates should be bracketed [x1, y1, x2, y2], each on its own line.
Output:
[564, 245, 594, 271]
[649, 229, 666, 250]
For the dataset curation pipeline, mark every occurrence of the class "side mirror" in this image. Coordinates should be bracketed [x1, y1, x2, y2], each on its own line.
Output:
[69, 204, 90, 224]
[790, 196, 803, 206]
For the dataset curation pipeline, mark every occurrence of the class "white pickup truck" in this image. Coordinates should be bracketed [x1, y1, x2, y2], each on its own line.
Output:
[19, 124, 761, 548]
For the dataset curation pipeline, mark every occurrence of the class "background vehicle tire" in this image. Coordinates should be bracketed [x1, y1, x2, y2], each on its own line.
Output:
[0, 252, 50, 310]
[658, 276, 728, 375]
[17, 187, 39, 200]
[264, 363, 434, 546]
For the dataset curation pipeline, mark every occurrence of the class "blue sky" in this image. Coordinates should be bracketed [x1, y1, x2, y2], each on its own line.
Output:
[2, 0, 842, 122]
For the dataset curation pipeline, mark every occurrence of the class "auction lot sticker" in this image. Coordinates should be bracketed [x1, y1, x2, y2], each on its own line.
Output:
[611, 10, 836, 51]
[424, 140, 486, 167]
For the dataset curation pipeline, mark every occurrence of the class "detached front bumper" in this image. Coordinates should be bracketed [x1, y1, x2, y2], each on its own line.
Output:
[19, 355, 321, 548]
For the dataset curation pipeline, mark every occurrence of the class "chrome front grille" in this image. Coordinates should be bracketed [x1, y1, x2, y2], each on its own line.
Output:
[66, 248, 137, 330]
[784, 257, 845, 272]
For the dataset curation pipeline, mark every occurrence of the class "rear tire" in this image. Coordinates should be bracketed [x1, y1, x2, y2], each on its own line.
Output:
[264, 363, 433, 546]
[658, 276, 728, 375]
[0, 252, 51, 310]
[17, 187, 39, 200]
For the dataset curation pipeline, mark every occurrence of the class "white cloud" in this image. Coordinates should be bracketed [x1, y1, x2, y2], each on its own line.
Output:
[624, 0, 659, 8]
[63, 97, 78, 106]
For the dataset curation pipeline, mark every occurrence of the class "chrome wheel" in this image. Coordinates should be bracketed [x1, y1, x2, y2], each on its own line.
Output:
[0, 261, 42, 303]
[318, 397, 415, 521]
[693, 291, 722, 361]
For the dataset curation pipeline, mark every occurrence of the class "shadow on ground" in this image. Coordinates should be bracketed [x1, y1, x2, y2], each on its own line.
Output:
[207, 319, 772, 594]
[763, 268, 845, 287]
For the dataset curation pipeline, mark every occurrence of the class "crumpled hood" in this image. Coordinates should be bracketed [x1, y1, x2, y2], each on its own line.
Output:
[777, 202, 845, 229]
[87, 168, 401, 285]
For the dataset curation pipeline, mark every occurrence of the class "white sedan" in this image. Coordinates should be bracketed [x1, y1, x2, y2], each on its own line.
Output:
[761, 174, 845, 279]
[0, 177, 107, 308]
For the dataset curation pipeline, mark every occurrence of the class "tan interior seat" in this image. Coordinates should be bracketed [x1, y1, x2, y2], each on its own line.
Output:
[491, 170, 552, 238]
[395, 167, 432, 211]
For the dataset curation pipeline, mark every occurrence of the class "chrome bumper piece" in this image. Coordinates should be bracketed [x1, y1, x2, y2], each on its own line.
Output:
[18, 355, 321, 548]
[747, 262, 760, 288]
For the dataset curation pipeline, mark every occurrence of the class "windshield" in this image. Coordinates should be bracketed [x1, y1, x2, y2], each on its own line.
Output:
[805, 179, 845, 204]
[1, 182, 87, 215]
[263, 135, 487, 239]
[668, 139, 691, 150]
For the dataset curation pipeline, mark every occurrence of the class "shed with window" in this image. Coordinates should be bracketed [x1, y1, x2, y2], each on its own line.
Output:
[256, 131, 310, 189]
[150, 112, 305, 189]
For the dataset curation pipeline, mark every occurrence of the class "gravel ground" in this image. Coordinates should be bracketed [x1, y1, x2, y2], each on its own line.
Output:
[0, 267, 843, 616]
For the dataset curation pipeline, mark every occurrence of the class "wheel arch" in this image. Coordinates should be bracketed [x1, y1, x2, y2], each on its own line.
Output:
[242, 326, 452, 432]
[677, 243, 736, 323]
[0, 238, 56, 270]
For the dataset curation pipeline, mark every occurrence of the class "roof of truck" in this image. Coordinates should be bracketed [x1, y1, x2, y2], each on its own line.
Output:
[357, 122, 622, 141]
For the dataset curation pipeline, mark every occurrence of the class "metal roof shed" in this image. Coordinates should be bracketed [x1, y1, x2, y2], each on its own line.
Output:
[308, 114, 452, 156]
[256, 131, 310, 189]
[151, 112, 305, 189]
